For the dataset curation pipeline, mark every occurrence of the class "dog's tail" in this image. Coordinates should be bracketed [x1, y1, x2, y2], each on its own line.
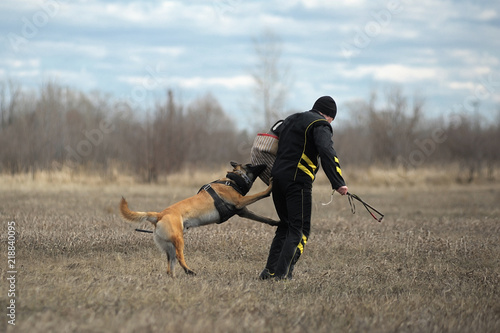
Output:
[119, 197, 159, 225]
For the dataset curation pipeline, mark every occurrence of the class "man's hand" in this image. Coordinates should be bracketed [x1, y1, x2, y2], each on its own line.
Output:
[336, 186, 348, 196]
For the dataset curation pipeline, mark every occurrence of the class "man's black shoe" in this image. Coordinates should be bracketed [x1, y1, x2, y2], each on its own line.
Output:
[259, 268, 275, 280]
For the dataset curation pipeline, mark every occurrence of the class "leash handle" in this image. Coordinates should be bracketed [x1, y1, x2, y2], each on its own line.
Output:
[347, 192, 384, 222]
[321, 190, 334, 205]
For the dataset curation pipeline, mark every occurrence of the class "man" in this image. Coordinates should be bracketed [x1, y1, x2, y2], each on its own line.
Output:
[260, 96, 348, 280]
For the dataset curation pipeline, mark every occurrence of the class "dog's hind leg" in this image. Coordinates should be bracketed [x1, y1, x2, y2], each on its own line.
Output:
[154, 234, 178, 277]
[165, 242, 177, 277]
[171, 234, 196, 276]
[237, 207, 280, 226]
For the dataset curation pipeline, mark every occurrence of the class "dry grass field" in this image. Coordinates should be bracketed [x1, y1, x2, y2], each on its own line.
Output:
[1, 169, 499, 332]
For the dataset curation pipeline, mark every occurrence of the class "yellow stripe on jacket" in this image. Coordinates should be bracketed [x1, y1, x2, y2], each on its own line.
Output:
[297, 153, 317, 180]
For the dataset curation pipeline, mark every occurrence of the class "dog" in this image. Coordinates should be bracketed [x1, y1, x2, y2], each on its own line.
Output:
[119, 162, 279, 277]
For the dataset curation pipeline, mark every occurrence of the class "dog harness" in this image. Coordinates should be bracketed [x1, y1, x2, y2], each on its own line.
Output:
[199, 183, 237, 224]
[198, 171, 252, 224]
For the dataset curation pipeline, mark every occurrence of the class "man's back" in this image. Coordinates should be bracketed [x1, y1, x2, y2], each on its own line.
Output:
[271, 110, 331, 184]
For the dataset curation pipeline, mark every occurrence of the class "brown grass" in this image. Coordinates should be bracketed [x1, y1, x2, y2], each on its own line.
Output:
[0, 171, 499, 332]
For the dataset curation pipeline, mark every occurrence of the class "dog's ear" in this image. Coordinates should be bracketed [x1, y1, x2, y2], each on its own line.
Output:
[248, 164, 266, 177]
[230, 161, 239, 169]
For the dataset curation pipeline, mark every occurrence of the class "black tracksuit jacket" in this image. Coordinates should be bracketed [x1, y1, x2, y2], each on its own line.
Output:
[271, 110, 346, 190]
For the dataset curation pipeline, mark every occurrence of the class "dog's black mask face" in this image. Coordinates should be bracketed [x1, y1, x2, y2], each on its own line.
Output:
[230, 161, 266, 183]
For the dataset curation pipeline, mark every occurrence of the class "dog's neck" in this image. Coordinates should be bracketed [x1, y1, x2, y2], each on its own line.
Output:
[226, 171, 253, 195]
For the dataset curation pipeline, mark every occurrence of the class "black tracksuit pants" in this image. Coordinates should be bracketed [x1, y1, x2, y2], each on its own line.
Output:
[264, 175, 311, 278]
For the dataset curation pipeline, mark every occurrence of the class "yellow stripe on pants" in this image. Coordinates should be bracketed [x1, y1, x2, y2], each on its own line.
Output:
[297, 235, 307, 254]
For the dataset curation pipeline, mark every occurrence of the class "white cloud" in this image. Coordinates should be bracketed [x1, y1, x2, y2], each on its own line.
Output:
[15, 69, 40, 78]
[0, 0, 41, 12]
[4, 58, 40, 68]
[40, 67, 98, 90]
[299, 0, 367, 9]
[376, 65, 437, 82]
[118, 74, 253, 91]
[173, 75, 253, 90]
[448, 49, 499, 67]
[448, 81, 475, 90]
[343, 64, 437, 83]
[55, 0, 220, 31]
[1, 0, 499, 128]
[150, 47, 185, 57]
[0, 57, 40, 80]
[477, 9, 497, 21]
[103, 2, 151, 23]
[117, 75, 147, 86]
[31, 41, 109, 59]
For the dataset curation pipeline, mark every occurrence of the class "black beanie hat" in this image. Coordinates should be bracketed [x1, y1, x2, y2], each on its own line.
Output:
[312, 96, 337, 120]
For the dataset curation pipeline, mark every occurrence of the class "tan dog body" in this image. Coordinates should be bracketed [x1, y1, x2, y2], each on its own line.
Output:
[120, 162, 278, 277]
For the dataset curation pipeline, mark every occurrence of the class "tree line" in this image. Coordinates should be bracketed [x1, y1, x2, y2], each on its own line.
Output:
[335, 87, 500, 182]
[0, 81, 251, 182]
[1, 81, 499, 183]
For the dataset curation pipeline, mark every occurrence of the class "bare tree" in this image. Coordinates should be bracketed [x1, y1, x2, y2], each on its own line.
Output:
[335, 98, 373, 166]
[2, 79, 500, 184]
[251, 29, 292, 129]
[185, 93, 247, 167]
[445, 113, 485, 183]
[483, 118, 500, 180]
[335, 88, 425, 168]
[0, 81, 21, 129]
[368, 87, 424, 166]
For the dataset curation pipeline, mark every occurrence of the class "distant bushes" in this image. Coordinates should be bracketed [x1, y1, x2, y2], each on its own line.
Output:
[334, 88, 500, 183]
[0, 81, 251, 182]
[1, 81, 499, 182]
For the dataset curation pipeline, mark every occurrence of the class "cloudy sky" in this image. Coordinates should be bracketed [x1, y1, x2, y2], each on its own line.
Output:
[1, 0, 499, 129]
